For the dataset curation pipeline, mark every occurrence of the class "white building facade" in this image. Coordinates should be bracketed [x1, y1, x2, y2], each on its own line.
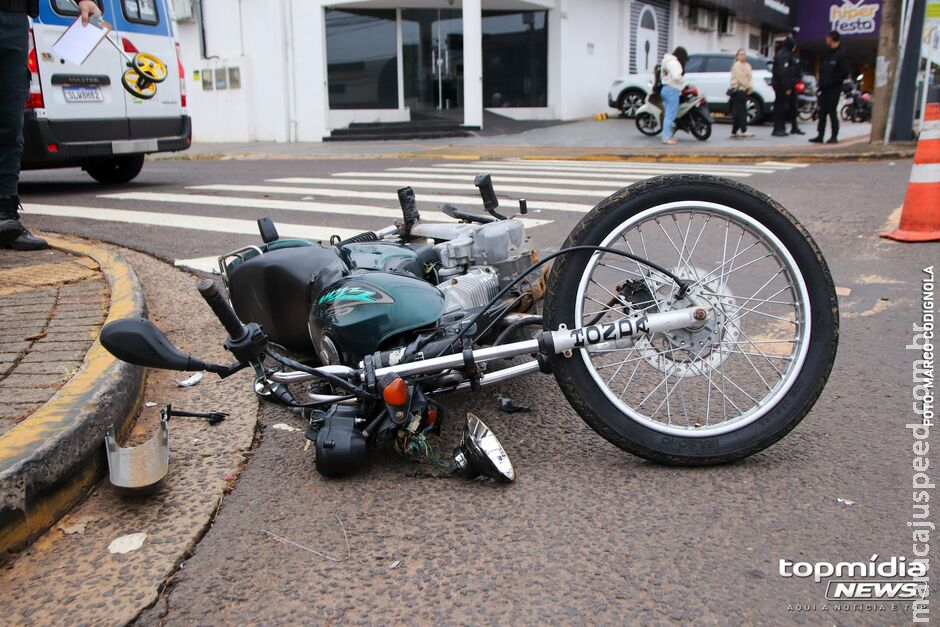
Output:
[173, 0, 792, 142]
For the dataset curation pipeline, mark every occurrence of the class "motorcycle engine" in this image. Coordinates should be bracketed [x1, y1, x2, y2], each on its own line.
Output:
[310, 218, 538, 366]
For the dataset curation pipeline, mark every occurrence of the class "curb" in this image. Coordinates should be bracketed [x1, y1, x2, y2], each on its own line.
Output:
[522, 149, 916, 164]
[0, 237, 146, 557]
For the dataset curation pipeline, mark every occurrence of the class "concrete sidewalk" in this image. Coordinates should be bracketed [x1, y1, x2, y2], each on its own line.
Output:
[0, 248, 108, 429]
[0, 237, 146, 556]
[169, 118, 914, 163]
[0, 244, 260, 625]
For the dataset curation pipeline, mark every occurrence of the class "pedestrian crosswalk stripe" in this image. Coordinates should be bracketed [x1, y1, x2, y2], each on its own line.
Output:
[99, 191, 553, 225]
[428, 162, 761, 177]
[496, 159, 788, 174]
[755, 161, 810, 168]
[265, 176, 611, 199]
[384, 167, 648, 184]
[183, 185, 555, 225]
[21, 203, 363, 241]
[174, 256, 221, 274]
[330, 171, 644, 188]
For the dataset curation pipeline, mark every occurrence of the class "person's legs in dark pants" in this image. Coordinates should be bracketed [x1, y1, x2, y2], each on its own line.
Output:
[826, 90, 840, 142]
[732, 91, 749, 136]
[788, 90, 803, 134]
[0, 11, 45, 250]
[772, 93, 788, 135]
[812, 89, 839, 143]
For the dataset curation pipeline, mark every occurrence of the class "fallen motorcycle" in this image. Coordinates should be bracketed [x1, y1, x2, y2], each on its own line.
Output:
[100, 173, 838, 482]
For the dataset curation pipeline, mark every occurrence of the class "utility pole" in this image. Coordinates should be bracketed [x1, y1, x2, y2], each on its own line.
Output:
[870, 0, 902, 143]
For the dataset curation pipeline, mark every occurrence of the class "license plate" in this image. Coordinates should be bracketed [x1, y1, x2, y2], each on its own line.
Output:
[63, 86, 103, 103]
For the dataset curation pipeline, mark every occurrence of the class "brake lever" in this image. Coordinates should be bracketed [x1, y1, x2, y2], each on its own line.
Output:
[441, 203, 495, 224]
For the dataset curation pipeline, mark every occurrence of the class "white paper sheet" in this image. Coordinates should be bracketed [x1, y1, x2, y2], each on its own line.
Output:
[51, 16, 110, 66]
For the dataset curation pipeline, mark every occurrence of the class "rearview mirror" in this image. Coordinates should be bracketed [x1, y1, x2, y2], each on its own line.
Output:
[100, 318, 212, 372]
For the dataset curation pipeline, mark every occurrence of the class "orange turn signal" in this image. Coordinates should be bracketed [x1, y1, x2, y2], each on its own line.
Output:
[382, 376, 409, 406]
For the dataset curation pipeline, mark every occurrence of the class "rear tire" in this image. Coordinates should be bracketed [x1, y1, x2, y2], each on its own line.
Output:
[85, 155, 145, 184]
[746, 95, 764, 125]
[618, 89, 646, 118]
[544, 175, 838, 465]
[689, 110, 712, 141]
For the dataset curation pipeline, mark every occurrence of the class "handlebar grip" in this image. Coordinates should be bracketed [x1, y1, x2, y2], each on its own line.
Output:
[197, 279, 247, 341]
[474, 173, 499, 211]
[397, 186, 420, 224]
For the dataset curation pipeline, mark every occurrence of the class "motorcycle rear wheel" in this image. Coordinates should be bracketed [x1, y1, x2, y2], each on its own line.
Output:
[544, 175, 838, 465]
[689, 110, 712, 141]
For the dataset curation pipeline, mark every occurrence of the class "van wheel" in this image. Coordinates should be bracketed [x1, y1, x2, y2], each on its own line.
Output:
[85, 156, 145, 184]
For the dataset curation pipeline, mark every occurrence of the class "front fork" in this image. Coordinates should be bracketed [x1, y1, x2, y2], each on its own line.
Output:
[368, 306, 709, 380]
[266, 306, 709, 390]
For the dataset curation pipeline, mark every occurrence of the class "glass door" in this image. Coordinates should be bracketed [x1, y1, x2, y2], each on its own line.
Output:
[401, 9, 463, 115]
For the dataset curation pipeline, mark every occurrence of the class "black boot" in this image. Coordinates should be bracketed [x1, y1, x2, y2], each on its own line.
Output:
[790, 126, 805, 135]
[0, 196, 48, 251]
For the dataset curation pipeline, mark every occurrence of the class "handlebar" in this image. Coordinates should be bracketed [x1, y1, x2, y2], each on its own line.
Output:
[197, 279, 247, 342]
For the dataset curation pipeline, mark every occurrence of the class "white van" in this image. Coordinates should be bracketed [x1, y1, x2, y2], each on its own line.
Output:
[24, 0, 190, 183]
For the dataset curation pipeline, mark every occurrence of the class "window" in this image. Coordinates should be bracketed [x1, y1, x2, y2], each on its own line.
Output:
[482, 11, 548, 108]
[122, 0, 159, 25]
[52, 0, 103, 17]
[683, 55, 706, 73]
[705, 56, 734, 73]
[326, 9, 398, 109]
[747, 56, 769, 71]
[749, 33, 761, 52]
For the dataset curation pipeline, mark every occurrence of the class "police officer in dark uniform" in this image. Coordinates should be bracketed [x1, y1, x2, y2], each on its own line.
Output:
[0, 0, 98, 250]
[810, 30, 849, 144]
[771, 35, 799, 137]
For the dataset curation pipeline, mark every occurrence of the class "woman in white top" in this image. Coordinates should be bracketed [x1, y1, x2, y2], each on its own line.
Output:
[660, 47, 687, 145]
[729, 49, 753, 138]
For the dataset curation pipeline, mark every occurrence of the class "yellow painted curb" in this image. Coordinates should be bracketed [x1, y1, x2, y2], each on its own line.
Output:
[0, 237, 146, 555]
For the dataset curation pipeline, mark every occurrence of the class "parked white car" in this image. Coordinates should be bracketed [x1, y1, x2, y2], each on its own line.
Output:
[608, 52, 776, 124]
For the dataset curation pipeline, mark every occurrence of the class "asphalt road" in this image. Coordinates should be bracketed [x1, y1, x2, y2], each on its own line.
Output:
[19, 157, 933, 625]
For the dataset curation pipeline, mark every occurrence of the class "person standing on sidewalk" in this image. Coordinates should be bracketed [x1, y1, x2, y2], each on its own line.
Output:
[729, 49, 753, 138]
[810, 30, 848, 144]
[660, 47, 687, 146]
[0, 0, 99, 250]
[786, 45, 805, 135]
[771, 36, 798, 137]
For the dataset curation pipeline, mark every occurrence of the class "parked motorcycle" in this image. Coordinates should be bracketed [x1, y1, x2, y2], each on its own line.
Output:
[796, 75, 818, 122]
[635, 86, 713, 141]
[840, 75, 872, 123]
[100, 174, 838, 483]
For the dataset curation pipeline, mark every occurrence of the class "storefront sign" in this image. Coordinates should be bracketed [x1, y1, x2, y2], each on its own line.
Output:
[795, 0, 882, 42]
[829, 0, 880, 35]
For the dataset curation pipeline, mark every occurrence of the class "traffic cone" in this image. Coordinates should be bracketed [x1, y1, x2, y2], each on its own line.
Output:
[881, 103, 940, 242]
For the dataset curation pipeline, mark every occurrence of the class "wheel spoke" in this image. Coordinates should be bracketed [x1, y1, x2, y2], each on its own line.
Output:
[574, 204, 812, 437]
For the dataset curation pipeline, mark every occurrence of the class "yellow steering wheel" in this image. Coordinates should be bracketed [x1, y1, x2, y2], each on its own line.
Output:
[132, 53, 168, 83]
[121, 68, 157, 100]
